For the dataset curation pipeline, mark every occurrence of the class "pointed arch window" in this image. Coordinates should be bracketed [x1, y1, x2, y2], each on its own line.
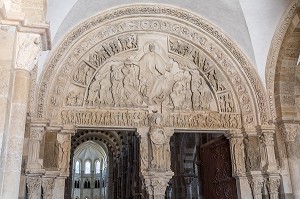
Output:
[84, 161, 91, 174]
[75, 160, 80, 174]
[95, 160, 101, 174]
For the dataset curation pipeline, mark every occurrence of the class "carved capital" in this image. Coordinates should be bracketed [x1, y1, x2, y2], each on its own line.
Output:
[15, 32, 41, 71]
[26, 176, 42, 199]
[266, 177, 280, 199]
[42, 178, 55, 199]
[145, 177, 171, 199]
[279, 123, 300, 142]
[259, 131, 275, 146]
[30, 127, 45, 141]
[249, 178, 264, 199]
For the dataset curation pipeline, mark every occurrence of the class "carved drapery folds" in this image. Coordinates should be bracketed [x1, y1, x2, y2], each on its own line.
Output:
[259, 127, 278, 171]
[148, 112, 171, 172]
[26, 124, 46, 171]
[27, 176, 42, 199]
[42, 177, 55, 199]
[56, 133, 71, 174]
[226, 131, 246, 176]
[15, 32, 41, 71]
[244, 135, 261, 171]
[139, 112, 174, 198]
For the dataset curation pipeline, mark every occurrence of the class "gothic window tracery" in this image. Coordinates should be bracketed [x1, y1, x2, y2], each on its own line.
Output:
[85, 161, 91, 174]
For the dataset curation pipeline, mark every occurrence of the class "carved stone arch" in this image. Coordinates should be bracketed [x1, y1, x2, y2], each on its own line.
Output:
[266, 0, 300, 120]
[71, 131, 118, 156]
[36, 4, 269, 130]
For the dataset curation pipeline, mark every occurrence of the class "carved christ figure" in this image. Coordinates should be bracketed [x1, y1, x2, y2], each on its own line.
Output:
[138, 43, 169, 104]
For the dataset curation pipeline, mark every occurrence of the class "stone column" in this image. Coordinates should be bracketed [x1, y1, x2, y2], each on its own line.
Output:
[259, 126, 281, 199]
[225, 130, 252, 199]
[280, 123, 300, 199]
[27, 175, 42, 199]
[0, 32, 41, 199]
[266, 177, 281, 199]
[52, 177, 66, 199]
[138, 111, 174, 199]
[42, 177, 55, 199]
[26, 122, 46, 172]
[249, 175, 264, 199]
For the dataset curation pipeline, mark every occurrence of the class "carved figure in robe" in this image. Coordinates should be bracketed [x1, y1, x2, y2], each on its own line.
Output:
[138, 43, 170, 104]
[87, 76, 101, 105]
[122, 64, 142, 106]
[111, 63, 125, 106]
[99, 74, 113, 105]
[170, 71, 191, 109]
[16, 35, 41, 70]
[149, 113, 167, 170]
[58, 137, 70, 172]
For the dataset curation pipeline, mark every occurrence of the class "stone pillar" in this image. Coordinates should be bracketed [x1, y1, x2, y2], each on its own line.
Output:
[225, 130, 252, 199]
[0, 32, 41, 199]
[27, 175, 42, 199]
[42, 177, 55, 199]
[249, 175, 264, 199]
[138, 111, 174, 199]
[266, 177, 281, 199]
[26, 122, 46, 171]
[280, 123, 300, 199]
[259, 126, 281, 199]
[52, 177, 66, 199]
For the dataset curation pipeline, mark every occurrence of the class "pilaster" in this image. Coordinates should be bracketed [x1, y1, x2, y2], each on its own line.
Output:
[225, 130, 252, 199]
[279, 122, 300, 199]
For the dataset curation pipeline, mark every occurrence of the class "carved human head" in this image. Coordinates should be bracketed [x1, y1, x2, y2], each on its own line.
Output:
[149, 43, 155, 52]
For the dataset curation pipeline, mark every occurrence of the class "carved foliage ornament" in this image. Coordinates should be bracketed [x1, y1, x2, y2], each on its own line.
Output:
[42, 178, 55, 197]
[37, 5, 268, 127]
[279, 123, 300, 142]
[27, 176, 42, 199]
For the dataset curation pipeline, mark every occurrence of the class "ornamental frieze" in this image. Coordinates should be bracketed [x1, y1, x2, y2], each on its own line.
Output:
[59, 109, 241, 129]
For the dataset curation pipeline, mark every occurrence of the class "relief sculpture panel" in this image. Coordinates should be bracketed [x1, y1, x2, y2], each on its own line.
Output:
[47, 32, 244, 129]
[63, 34, 236, 115]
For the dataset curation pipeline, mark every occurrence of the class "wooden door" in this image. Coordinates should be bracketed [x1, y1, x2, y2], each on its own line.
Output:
[199, 136, 238, 199]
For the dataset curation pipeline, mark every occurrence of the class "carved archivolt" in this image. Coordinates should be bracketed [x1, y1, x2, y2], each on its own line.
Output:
[36, 5, 269, 129]
[265, 0, 300, 119]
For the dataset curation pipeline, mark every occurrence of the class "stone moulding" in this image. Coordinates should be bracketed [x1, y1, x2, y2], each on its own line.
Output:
[265, 0, 300, 120]
[36, 4, 269, 129]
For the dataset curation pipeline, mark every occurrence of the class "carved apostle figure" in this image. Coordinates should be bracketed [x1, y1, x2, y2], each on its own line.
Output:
[58, 137, 70, 172]
[149, 112, 168, 171]
[16, 34, 41, 70]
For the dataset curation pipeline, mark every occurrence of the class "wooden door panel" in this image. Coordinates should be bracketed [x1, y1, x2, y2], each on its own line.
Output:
[199, 136, 237, 199]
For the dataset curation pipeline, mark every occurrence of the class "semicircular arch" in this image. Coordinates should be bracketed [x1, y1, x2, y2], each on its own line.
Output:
[37, 4, 269, 130]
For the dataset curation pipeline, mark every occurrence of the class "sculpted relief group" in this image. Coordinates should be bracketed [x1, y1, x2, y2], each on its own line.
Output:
[58, 33, 240, 129]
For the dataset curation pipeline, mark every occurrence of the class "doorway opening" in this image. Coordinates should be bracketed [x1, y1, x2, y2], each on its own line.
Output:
[167, 132, 238, 199]
[67, 129, 143, 199]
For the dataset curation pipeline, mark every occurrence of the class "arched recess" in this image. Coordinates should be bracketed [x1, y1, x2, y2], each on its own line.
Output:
[36, 4, 269, 130]
[266, 0, 300, 121]
[266, 0, 300, 198]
